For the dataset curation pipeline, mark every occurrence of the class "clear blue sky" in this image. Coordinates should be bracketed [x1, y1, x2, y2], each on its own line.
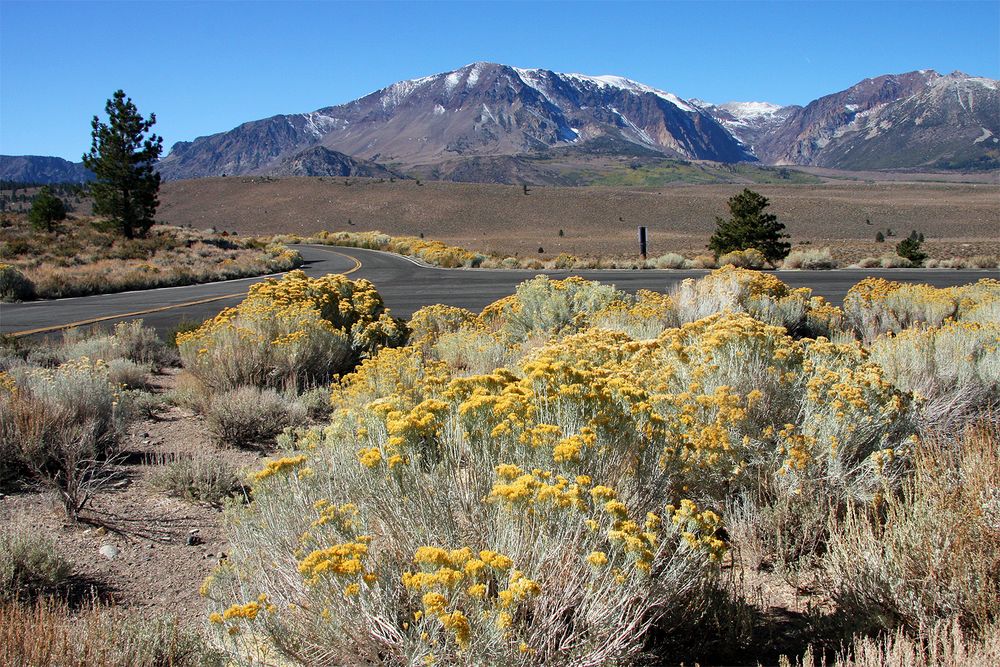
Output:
[2, 0, 998, 160]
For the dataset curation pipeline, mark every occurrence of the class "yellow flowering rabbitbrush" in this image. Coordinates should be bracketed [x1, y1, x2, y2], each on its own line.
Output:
[202, 270, 981, 666]
[177, 270, 407, 391]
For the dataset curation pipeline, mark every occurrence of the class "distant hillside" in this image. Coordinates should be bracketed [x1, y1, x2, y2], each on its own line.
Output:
[266, 146, 407, 179]
[0, 155, 92, 184]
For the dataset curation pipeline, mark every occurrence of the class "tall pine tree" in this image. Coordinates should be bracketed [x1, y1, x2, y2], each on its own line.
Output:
[82, 90, 163, 238]
[708, 188, 790, 266]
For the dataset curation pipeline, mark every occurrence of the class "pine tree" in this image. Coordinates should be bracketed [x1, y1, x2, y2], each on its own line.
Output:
[896, 232, 928, 266]
[708, 188, 790, 266]
[82, 90, 163, 238]
[28, 186, 67, 232]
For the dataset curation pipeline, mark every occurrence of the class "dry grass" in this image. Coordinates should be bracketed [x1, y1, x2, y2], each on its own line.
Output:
[158, 177, 1000, 264]
[0, 597, 224, 667]
[0, 214, 301, 300]
[823, 422, 1000, 636]
[785, 619, 1000, 667]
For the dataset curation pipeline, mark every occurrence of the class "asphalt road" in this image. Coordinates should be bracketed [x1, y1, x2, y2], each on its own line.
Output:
[1, 244, 996, 338]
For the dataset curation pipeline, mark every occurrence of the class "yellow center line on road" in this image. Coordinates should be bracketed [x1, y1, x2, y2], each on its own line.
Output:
[8, 249, 362, 337]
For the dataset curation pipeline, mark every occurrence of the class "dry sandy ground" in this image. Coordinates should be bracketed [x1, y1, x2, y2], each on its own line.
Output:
[158, 177, 1000, 264]
[0, 369, 260, 624]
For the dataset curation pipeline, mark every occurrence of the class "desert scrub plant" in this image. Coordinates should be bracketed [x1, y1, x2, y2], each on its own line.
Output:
[868, 320, 1000, 428]
[671, 265, 844, 339]
[205, 386, 301, 448]
[177, 270, 407, 393]
[150, 451, 245, 505]
[107, 358, 151, 390]
[204, 306, 917, 664]
[0, 263, 34, 301]
[0, 527, 72, 602]
[0, 358, 132, 519]
[480, 275, 622, 342]
[108, 319, 175, 367]
[408, 304, 517, 375]
[648, 252, 689, 269]
[718, 247, 767, 269]
[0, 215, 303, 299]
[304, 230, 486, 268]
[59, 320, 171, 370]
[0, 596, 226, 667]
[843, 277, 1000, 342]
[407, 304, 482, 350]
[590, 289, 678, 340]
[782, 247, 837, 270]
[822, 422, 1000, 637]
[298, 385, 333, 422]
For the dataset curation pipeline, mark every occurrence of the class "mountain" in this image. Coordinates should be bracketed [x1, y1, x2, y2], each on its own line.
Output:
[156, 62, 753, 180]
[266, 146, 406, 178]
[694, 101, 800, 157]
[11, 66, 998, 184]
[0, 155, 93, 183]
[751, 70, 1000, 170]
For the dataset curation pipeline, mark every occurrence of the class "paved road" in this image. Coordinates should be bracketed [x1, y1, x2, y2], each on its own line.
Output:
[1, 244, 996, 338]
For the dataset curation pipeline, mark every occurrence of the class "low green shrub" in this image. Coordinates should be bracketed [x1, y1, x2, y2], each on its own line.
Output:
[0, 263, 34, 301]
[0, 528, 72, 602]
[205, 386, 297, 448]
[150, 451, 245, 505]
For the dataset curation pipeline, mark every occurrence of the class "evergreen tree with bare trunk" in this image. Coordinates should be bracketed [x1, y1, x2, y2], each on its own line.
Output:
[82, 90, 163, 238]
[708, 188, 790, 267]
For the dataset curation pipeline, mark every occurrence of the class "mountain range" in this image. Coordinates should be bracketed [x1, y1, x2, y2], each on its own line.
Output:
[4, 64, 997, 184]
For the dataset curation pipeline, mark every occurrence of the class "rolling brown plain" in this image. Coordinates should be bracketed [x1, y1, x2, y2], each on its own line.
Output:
[158, 175, 1000, 265]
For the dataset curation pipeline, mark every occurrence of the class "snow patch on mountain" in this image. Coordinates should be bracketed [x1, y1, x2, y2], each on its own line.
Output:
[301, 112, 346, 138]
[466, 62, 484, 87]
[563, 73, 698, 112]
[714, 101, 784, 119]
[380, 75, 438, 109]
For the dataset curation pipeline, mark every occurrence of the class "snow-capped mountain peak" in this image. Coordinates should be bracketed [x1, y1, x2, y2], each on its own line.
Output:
[715, 101, 785, 119]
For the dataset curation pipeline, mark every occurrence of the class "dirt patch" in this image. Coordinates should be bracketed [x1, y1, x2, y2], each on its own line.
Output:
[0, 369, 261, 624]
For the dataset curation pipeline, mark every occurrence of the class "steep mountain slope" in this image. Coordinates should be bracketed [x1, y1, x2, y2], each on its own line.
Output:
[756, 71, 1000, 169]
[0, 155, 93, 183]
[266, 146, 406, 178]
[694, 101, 801, 157]
[156, 62, 753, 180]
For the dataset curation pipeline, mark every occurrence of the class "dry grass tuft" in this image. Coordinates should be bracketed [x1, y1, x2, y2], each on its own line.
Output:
[0, 597, 225, 667]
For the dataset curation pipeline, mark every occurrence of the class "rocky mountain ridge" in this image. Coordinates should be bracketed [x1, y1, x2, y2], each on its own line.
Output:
[6, 65, 997, 184]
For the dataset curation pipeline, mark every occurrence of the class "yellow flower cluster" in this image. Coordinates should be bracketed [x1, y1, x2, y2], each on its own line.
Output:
[208, 594, 276, 634]
[177, 270, 407, 391]
[0, 371, 17, 394]
[668, 499, 727, 561]
[298, 539, 372, 585]
[845, 277, 1000, 340]
[310, 499, 358, 532]
[488, 466, 587, 511]
[401, 546, 538, 650]
[308, 230, 484, 268]
[251, 455, 308, 483]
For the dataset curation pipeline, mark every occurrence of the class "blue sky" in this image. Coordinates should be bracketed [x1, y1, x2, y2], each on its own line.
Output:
[2, 0, 998, 160]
